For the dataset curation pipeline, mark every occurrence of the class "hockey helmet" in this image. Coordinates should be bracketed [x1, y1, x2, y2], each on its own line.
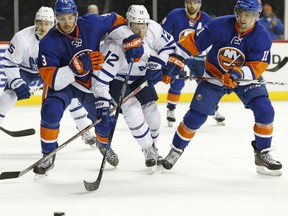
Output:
[126, 5, 150, 27]
[35, 6, 54, 24]
[185, 0, 202, 3]
[235, 0, 262, 13]
[54, 0, 78, 15]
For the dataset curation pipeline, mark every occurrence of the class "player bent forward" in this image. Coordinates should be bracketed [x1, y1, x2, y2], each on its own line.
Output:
[162, 0, 282, 176]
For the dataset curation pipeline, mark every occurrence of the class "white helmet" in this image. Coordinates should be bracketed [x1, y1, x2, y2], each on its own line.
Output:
[126, 5, 150, 26]
[35, 6, 55, 24]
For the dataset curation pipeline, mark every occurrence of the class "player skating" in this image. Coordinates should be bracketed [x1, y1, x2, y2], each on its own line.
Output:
[0, 6, 97, 146]
[33, 0, 144, 176]
[93, 5, 184, 171]
[162, 0, 282, 176]
[161, 0, 225, 127]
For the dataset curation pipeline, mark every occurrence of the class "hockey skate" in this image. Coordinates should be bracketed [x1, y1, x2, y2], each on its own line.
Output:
[162, 146, 183, 170]
[33, 155, 56, 178]
[142, 145, 158, 167]
[213, 109, 225, 125]
[251, 141, 282, 176]
[167, 108, 176, 127]
[81, 130, 97, 148]
[96, 140, 119, 167]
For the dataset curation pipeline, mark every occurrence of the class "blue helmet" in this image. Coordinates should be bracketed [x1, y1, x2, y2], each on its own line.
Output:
[54, 0, 77, 15]
[235, 0, 262, 13]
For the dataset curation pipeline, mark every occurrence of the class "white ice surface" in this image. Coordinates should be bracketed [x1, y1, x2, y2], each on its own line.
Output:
[1, 101, 288, 216]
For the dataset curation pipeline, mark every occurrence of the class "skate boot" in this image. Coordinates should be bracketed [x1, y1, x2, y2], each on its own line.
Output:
[251, 141, 282, 176]
[167, 108, 176, 127]
[162, 146, 183, 170]
[33, 155, 56, 175]
[142, 145, 158, 167]
[213, 109, 225, 125]
[96, 140, 119, 167]
[81, 130, 97, 148]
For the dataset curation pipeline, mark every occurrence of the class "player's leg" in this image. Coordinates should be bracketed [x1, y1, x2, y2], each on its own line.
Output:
[166, 79, 185, 127]
[163, 81, 223, 170]
[33, 96, 66, 175]
[237, 84, 282, 176]
[82, 93, 119, 167]
[69, 98, 96, 147]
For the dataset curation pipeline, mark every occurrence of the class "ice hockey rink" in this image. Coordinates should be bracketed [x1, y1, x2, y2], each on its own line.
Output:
[1, 101, 288, 216]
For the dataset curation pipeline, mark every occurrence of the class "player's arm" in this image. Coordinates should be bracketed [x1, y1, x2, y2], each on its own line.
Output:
[38, 50, 75, 91]
[3, 34, 25, 83]
[92, 42, 122, 100]
[152, 21, 176, 63]
[102, 13, 144, 63]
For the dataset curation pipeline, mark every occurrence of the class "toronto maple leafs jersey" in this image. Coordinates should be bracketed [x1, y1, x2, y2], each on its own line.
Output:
[38, 13, 133, 93]
[93, 20, 176, 100]
[176, 15, 272, 86]
[3, 25, 40, 84]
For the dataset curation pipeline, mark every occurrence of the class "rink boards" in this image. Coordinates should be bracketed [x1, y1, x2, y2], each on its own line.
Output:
[0, 41, 288, 105]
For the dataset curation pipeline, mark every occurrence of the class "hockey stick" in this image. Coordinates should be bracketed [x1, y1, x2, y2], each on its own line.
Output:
[181, 76, 288, 85]
[0, 126, 35, 137]
[84, 61, 134, 191]
[266, 57, 288, 72]
[0, 87, 43, 137]
[0, 119, 101, 180]
[0, 75, 147, 180]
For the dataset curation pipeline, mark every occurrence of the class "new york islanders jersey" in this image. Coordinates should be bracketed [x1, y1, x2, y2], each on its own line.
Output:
[161, 8, 212, 42]
[177, 15, 272, 86]
[3, 25, 40, 84]
[93, 20, 176, 100]
[38, 13, 133, 93]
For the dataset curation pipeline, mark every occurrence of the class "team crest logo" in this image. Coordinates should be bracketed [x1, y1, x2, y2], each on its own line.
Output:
[72, 38, 82, 48]
[179, 29, 195, 40]
[29, 57, 38, 70]
[196, 94, 202, 101]
[217, 47, 245, 72]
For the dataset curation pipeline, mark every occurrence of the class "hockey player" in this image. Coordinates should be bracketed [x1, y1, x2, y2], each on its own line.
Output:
[162, 0, 282, 176]
[93, 5, 183, 169]
[0, 6, 97, 146]
[161, 0, 225, 127]
[34, 0, 144, 175]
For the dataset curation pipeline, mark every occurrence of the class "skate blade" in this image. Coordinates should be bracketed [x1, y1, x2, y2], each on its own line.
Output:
[216, 121, 225, 126]
[88, 143, 97, 149]
[256, 166, 282, 176]
[34, 173, 50, 181]
[168, 121, 174, 127]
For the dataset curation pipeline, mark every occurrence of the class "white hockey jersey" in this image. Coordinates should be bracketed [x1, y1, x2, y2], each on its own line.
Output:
[3, 25, 40, 84]
[93, 20, 176, 100]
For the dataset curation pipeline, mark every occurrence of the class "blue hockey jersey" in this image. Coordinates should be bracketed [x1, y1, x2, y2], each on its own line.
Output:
[177, 15, 272, 83]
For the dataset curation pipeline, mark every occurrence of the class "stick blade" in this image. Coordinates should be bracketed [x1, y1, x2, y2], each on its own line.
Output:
[266, 57, 288, 72]
[0, 171, 21, 180]
[0, 127, 35, 137]
[83, 179, 100, 191]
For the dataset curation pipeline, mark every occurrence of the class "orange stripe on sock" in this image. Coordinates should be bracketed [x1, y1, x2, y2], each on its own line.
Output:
[96, 134, 109, 144]
[41, 127, 59, 141]
[254, 123, 273, 136]
[167, 93, 180, 103]
[177, 122, 195, 139]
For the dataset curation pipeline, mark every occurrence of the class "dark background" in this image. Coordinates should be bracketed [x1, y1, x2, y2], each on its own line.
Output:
[0, 0, 285, 41]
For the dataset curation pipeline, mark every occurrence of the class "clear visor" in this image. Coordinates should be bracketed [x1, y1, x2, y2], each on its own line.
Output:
[234, 8, 260, 23]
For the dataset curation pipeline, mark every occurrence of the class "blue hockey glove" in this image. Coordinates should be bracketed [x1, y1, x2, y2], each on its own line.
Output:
[222, 67, 243, 88]
[145, 56, 165, 86]
[123, 34, 144, 63]
[10, 78, 31, 100]
[69, 51, 105, 77]
[162, 53, 186, 84]
[95, 98, 112, 127]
